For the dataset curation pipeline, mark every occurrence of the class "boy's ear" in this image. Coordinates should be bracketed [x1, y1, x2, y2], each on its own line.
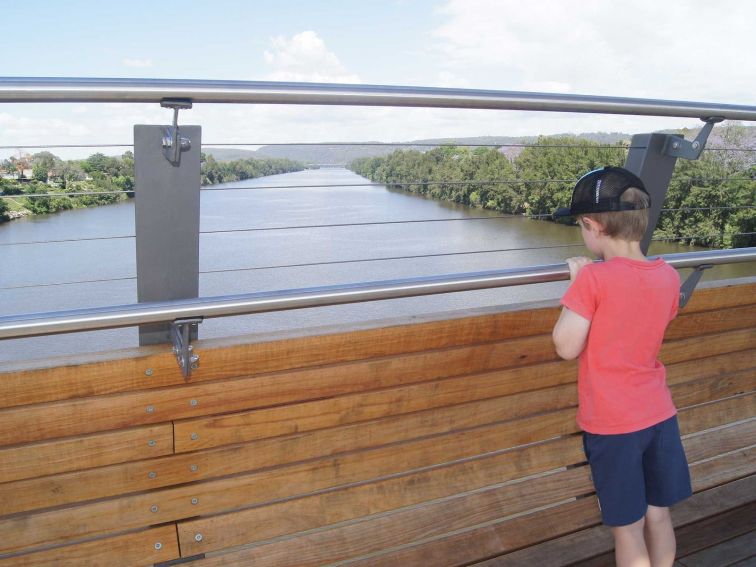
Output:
[582, 216, 605, 234]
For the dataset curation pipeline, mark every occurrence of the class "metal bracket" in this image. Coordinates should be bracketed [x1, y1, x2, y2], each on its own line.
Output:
[161, 98, 193, 166]
[170, 317, 202, 377]
[662, 116, 725, 160]
[679, 264, 713, 308]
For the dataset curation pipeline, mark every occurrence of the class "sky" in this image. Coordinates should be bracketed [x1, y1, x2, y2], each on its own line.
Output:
[1, 0, 754, 159]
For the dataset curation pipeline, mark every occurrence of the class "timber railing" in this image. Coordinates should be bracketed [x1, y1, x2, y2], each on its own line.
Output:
[0, 79, 754, 565]
[0, 277, 753, 565]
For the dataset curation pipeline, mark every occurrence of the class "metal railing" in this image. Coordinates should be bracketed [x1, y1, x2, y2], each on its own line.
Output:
[2, 77, 755, 372]
[1, 248, 753, 341]
[2, 78, 756, 120]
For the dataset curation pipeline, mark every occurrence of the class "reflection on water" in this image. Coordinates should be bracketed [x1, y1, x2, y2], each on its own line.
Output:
[1, 168, 753, 362]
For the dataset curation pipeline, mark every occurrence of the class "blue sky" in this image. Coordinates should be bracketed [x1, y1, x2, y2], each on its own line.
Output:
[1, 0, 754, 158]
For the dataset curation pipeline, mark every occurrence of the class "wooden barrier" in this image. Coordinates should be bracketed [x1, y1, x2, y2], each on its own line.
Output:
[0, 278, 753, 566]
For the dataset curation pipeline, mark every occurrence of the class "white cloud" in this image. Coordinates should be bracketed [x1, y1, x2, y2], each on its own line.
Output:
[123, 58, 154, 68]
[263, 31, 361, 83]
[431, 0, 756, 104]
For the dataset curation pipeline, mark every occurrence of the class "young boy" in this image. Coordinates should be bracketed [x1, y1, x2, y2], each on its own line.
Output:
[552, 166, 692, 567]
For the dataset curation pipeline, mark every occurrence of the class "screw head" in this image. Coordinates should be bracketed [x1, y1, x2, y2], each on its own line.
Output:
[145, 368, 154, 377]
[146, 405, 155, 414]
[190, 464, 199, 472]
[148, 440, 157, 447]
[191, 497, 199, 505]
[190, 399, 198, 407]
[195, 533, 203, 542]
[190, 433, 199, 441]
[148, 471, 157, 479]
[190, 363, 199, 370]
[151, 505, 159, 513]
[154, 542, 162, 550]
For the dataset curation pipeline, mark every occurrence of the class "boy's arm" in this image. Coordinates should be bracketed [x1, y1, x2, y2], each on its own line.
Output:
[552, 256, 593, 360]
[552, 307, 591, 360]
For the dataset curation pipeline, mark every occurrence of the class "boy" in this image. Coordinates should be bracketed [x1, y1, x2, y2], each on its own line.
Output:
[552, 167, 692, 567]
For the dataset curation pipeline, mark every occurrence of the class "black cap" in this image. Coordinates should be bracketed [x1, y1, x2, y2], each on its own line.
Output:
[553, 166, 650, 218]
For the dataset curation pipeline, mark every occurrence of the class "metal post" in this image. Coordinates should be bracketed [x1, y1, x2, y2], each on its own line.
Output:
[623, 133, 680, 254]
[134, 125, 201, 345]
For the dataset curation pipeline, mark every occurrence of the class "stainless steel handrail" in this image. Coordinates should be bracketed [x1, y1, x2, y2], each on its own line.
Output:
[1, 78, 755, 120]
[1, 248, 753, 340]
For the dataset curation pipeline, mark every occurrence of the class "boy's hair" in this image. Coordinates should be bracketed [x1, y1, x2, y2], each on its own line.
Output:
[578, 187, 650, 241]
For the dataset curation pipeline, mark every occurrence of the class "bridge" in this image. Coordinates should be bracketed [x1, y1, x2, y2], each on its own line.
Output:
[0, 78, 754, 566]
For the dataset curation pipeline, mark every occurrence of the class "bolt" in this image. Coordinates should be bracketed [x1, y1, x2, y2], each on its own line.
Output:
[191, 433, 199, 441]
[190, 399, 198, 407]
[145, 368, 154, 377]
[148, 440, 157, 447]
[190, 464, 198, 472]
[151, 505, 159, 513]
[148, 471, 157, 479]
[188, 345, 193, 351]
[672, 141, 680, 149]
[190, 362, 199, 370]
[692, 141, 700, 149]
[146, 405, 155, 414]
[154, 542, 162, 550]
[191, 497, 199, 505]
[195, 533, 203, 542]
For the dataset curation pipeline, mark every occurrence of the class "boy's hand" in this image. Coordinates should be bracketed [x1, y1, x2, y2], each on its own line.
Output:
[565, 256, 592, 281]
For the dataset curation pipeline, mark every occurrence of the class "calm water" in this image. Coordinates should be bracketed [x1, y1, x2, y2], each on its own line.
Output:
[1, 168, 753, 363]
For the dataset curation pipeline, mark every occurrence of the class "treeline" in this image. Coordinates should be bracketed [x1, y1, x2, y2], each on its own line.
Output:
[0, 152, 135, 219]
[0, 151, 305, 222]
[349, 135, 755, 248]
[201, 154, 304, 185]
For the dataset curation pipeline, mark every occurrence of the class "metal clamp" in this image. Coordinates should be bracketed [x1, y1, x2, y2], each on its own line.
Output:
[161, 98, 193, 166]
[170, 317, 202, 377]
[663, 116, 725, 160]
[679, 264, 713, 308]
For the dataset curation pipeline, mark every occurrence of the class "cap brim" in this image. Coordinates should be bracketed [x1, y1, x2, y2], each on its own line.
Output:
[552, 207, 573, 219]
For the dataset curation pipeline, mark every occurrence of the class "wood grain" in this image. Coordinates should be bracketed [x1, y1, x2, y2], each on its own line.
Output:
[0, 423, 173, 484]
[0, 525, 179, 567]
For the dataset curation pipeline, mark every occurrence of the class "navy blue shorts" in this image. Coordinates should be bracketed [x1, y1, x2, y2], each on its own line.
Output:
[582, 415, 692, 527]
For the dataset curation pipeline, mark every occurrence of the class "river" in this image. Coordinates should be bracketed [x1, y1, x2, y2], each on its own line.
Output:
[1, 168, 752, 363]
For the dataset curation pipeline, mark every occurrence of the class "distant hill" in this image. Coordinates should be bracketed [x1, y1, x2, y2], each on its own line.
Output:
[202, 125, 755, 165]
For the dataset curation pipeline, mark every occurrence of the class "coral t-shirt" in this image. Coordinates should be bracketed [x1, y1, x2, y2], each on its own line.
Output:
[560, 257, 680, 434]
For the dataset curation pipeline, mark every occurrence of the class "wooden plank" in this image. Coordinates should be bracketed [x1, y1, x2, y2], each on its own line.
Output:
[0, 413, 581, 552]
[666, 304, 756, 341]
[679, 530, 755, 566]
[0, 333, 562, 447]
[4, 326, 753, 449]
[679, 393, 756, 436]
[671, 368, 756, 411]
[190, 496, 599, 567]
[683, 419, 756, 464]
[175, 349, 754, 453]
[0, 423, 173, 483]
[177, 441, 590, 556]
[479, 475, 756, 566]
[7, 384, 751, 518]
[0, 401, 579, 517]
[666, 350, 755, 387]
[681, 280, 756, 314]
[676, 505, 756, 565]
[660, 328, 756, 366]
[0, 302, 562, 409]
[691, 446, 756, 493]
[175, 358, 578, 452]
[0, 525, 179, 567]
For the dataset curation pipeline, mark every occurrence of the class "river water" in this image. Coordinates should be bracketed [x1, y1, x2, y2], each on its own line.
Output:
[1, 168, 752, 363]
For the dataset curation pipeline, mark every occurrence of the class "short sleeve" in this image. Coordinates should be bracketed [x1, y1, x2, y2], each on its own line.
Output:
[561, 266, 599, 321]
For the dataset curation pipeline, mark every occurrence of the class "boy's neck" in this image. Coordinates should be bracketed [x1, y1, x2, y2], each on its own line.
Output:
[597, 237, 646, 262]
